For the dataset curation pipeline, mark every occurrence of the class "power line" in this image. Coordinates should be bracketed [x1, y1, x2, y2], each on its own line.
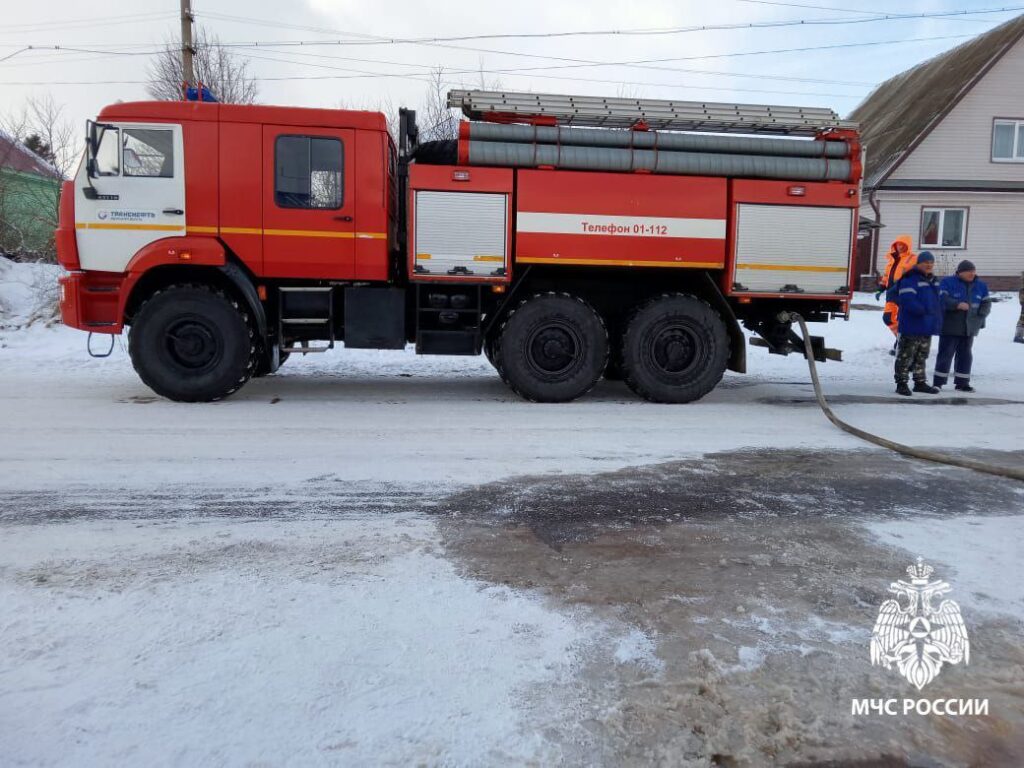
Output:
[0, 12, 174, 35]
[734, 0, 1001, 21]
[232, 42, 877, 87]
[0, 29, 974, 91]
[185, 10, 1007, 84]
[196, 5, 1024, 44]
[0, 69, 864, 99]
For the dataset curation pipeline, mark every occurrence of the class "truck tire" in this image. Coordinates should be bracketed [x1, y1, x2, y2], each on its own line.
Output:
[129, 284, 256, 402]
[254, 347, 290, 377]
[622, 293, 729, 403]
[494, 292, 607, 402]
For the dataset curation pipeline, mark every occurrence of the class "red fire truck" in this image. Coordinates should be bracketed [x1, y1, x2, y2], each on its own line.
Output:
[56, 90, 861, 403]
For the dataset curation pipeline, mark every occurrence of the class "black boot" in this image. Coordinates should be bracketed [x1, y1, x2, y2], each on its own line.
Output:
[913, 382, 940, 394]
[896, 383, 912, 397]
[955, 383, 975, 393]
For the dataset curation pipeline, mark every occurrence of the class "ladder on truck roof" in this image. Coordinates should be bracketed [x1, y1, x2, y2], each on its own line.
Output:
[448, 89, 858, 137]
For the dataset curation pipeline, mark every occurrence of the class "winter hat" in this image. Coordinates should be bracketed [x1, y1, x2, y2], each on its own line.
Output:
[917, 251, 935, 263]
[956, 259, 976, 274]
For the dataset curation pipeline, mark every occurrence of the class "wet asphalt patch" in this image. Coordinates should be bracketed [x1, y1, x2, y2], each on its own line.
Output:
[437, 448, 1024, 549]
[432, 451, 1024, 766]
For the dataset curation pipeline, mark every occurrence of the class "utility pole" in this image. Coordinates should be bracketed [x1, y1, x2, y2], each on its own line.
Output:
[180, 0, 196, 97]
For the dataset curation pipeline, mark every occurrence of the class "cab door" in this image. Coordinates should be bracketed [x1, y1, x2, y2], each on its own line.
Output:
[76, 123, 186, 273]
[262, 126, 355, 279]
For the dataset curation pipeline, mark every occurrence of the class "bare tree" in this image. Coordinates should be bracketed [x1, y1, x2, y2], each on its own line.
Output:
[147, 27, 258, 104]
[420, 67, 460, 142]
[0, 94, 75, 260]
[338, 95, 399, 143]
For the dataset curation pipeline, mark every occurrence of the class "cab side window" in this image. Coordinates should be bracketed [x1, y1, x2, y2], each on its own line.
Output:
[94, 127, 120, 176]
[275, 135, 344, 209]
[123, 128, 174, 178]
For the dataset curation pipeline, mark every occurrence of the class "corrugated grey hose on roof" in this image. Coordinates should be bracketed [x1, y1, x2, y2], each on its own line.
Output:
[788, 313, 1024, 482]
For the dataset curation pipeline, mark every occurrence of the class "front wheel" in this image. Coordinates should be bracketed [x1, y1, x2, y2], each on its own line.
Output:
[622, 293, 729, 403]
[494, 292, 607, 402]
[129, 284, 255, 402]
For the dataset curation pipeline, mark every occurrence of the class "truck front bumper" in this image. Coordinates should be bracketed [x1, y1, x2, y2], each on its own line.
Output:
[59, 272, 125, 334]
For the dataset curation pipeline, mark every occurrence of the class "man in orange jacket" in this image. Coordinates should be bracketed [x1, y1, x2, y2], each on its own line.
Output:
[877, 235, 917, 337]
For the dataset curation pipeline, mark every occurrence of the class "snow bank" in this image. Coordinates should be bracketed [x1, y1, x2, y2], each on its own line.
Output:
[0, 258, 61, 329]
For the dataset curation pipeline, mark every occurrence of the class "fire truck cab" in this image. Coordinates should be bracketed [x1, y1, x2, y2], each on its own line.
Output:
[57, 90, 860, 403]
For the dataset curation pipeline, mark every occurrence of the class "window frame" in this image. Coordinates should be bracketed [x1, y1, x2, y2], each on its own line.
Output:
[273, 134, 345, 211]
[991, 117, 1024, 163]
[919, 206, 969, 250]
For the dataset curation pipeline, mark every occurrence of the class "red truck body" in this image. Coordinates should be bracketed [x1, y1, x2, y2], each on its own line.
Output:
[57, 90, 860, 403]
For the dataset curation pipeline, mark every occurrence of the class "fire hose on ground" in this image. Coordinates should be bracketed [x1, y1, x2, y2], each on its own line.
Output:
[788, 313, 1024, 483]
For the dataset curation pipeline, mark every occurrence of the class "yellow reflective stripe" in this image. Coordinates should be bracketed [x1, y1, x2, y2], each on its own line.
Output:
[218, 227, 262, 236]
[78, 222, 388, 239]
[222, 227, 387, 239]
[518, 257, 723, 268]
[75, 222, 184, 232]
[473, 255, 505, 262]
[736, 263, 848, 273]
[141, 224, 389, 239]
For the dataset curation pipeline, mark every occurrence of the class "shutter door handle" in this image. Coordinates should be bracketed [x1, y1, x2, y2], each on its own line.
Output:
[333, 215, 353, 222]
[163, 208, 184, 215]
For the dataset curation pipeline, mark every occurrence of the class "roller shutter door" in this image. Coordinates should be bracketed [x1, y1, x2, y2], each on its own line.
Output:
[414, 191, 508, 277]
[733, 204, 853, 294]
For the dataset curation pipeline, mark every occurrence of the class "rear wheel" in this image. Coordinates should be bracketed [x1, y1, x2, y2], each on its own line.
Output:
[129, 285, 255, 402]
[622, 293, 728, 403]
[494, 292, 607, 402]
[254, 347, 290, 377]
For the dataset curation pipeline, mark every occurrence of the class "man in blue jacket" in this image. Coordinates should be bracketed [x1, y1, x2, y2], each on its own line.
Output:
[890, 251, 943, 396]
[933, 260, 992, 392]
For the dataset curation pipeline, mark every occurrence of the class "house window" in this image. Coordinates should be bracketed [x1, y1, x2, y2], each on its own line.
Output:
[275, 135, 344, 209]
[920, 208, 968, 249]
[992, 119, 1024, 162]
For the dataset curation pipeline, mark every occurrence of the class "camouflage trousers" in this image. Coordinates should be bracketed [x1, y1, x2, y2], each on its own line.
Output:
[894, 335, 932, 385]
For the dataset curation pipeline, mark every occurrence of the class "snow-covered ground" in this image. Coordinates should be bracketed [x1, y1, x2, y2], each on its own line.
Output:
[1, 280, 1022, 492]
[2, 264, 1023, 766]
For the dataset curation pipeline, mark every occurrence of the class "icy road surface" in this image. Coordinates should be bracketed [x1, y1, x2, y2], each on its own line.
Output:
[1, 288, 1023, 766]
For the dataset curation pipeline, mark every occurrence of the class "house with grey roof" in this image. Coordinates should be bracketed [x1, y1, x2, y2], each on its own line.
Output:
[851, 13, 1024, 290]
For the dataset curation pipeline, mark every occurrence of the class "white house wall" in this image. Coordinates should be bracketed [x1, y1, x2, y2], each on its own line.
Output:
[890, 39, 1024, 183]
[875, 190, 1024, 280]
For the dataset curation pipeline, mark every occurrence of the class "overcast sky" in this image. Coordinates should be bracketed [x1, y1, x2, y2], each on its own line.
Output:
[1, 0, 1021, 136]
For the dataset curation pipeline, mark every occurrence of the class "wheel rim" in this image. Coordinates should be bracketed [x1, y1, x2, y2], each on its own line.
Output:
[642, 320, 704, 380]
[526, 321, 581, 378]
[651, 325, 698, 374]
[164, 317, 223, 371]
